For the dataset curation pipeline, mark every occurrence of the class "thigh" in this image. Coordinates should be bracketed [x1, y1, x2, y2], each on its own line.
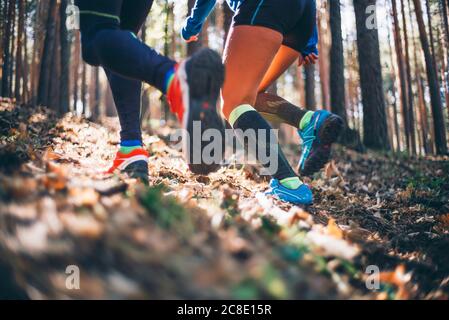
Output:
[221, 25, 283, 119]
[258, 45, 300, 93]
[120, 0, 154, 34]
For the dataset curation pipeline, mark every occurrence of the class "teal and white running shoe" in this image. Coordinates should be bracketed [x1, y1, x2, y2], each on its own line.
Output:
[297, 110, 344, 176]
[265, 179, 313, 205]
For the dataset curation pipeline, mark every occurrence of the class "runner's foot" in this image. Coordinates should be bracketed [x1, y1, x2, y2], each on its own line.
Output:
[265, 179, 313, 205]
[297, 110, 344, 176]
[106, 147, 149, 183]
[167, 48, 225, 175]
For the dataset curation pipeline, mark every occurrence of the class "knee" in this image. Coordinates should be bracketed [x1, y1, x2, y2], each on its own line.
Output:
[81, 29, 116, 67]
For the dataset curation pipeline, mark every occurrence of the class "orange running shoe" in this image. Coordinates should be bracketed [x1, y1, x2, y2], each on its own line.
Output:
[167, 48, 225, 175]
[106, 147, 149, 182]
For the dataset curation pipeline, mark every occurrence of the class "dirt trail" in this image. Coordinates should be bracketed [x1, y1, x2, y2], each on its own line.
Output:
[0, 101, 448, 299]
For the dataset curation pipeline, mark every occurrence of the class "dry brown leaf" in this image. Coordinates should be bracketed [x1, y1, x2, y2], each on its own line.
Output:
[379, 265, 412, 300]
[68, 187, 100, 207]
[326, 218, 344, 239]
[43, 148, 63, 162]
[439, 214, 449, 229]
[60, 212, 104, 238]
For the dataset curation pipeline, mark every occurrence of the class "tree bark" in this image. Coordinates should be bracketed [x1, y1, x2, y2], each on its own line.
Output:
[304, 65, 316, 110]
[413, 0, 447, 154]
[353, 0, 390, 150]
[37, 0, 58, 106]
[59, 0, 71, 114]
[329, 0, 347, 122]
[400, 0, 417, 155]
[14, 0, 25, 102]
[1, 0, 14, 97]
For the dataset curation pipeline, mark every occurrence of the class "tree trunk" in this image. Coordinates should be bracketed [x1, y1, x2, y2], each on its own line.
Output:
[304, 65, 316, 110]
[59, 0, 71, 114]
[14, 0, 25, 102]
[392, 0, 410, 152]
[37, 0, 58, 106]
[400, 0, 417, 155]
[317, 10, 330, 110]
[353, 0, 390, 150]
[386, 6, 401, 151]
[1, 0, 14, 97]
[329, 0, 347, 122]
[72, 33, 80, 112]
[81, 63, 87, 115]
[413, 0, 447, 154]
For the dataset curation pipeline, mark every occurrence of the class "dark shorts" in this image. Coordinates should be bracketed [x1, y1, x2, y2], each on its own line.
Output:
[233, 0, 316, 53]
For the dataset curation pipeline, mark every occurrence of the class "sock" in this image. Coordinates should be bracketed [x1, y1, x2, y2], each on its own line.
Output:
[280, 177, 302, 190]
[120, 140, 143, 155]
[299, 111, 315, 130]
[229, 104, 302, 189]
[164, 66, 176, 94]
[254, 93, 309, 129]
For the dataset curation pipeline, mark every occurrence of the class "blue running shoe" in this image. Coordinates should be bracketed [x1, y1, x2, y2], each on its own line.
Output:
[265, 179, 313, 205]
[298, 110, 344, 176]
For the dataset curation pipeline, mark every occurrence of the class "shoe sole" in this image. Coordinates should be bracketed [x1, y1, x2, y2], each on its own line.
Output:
[123, 160, 149, 184]
[178, 48, 225, 175]
[299, 114, 345, 176]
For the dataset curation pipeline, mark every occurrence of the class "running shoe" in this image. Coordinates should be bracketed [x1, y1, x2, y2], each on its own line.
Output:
[297, 110, 344, 176]
[106, 147, 149, 182]
[265, 179, 313, 205]
[167, 48, 225, 175]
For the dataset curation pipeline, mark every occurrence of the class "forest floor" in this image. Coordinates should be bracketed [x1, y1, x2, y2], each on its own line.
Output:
[0, 99, 448, 300]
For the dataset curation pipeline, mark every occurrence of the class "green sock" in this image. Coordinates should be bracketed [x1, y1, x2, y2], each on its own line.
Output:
[280, 177, 303, 190]
[119, 145, 142, 155]
[299, 111, 315, 130]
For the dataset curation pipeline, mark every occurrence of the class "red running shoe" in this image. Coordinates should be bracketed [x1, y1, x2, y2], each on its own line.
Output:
[106, 147, 149, 182]
[167, 48, 225, 175]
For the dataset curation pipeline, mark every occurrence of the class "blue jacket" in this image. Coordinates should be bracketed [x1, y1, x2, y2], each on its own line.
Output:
[181, 0, 318, 57]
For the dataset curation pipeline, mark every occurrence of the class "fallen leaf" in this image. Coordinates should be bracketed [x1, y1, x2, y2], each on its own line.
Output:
[326, 218, 344, 239]
[379, 265, 412, 300]
[68, 187, 100, 207]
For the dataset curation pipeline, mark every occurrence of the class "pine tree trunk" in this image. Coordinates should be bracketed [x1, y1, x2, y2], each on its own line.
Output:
[59, 0, 70, 114]
[413, 0, 447, 154]
[329, 0, 347, 122]
[353, 0, 390, 150]
[304, 65, 316, 110]
[37, 0, 58, 106]
[392, 0, 410, 152]
[401, 0, 417, 155]
[386, 7, 401, 151]
[317, 10, 330, 110]
[72, 32, 80, 112]
[1, 0, 14, 97]
[14, 0, 25, 102]
[81, 63, 87, 115]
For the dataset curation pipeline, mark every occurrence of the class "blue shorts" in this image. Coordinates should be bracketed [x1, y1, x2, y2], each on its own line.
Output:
[233, 0, 316, 53]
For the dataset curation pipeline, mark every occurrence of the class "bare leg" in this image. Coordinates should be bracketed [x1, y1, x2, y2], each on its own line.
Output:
[222, 25, 300, 183]
[222, 26, 283, 118]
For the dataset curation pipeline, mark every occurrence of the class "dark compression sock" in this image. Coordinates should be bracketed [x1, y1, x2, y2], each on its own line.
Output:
[229, 104, 303, 189]
[255, 93, 313, 129]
